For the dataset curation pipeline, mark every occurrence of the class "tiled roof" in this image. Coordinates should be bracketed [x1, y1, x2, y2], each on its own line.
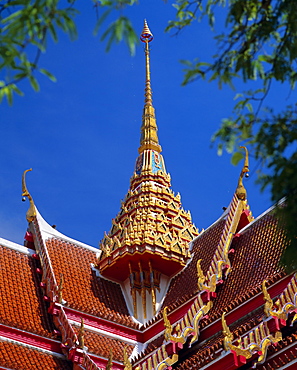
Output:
[204, 211, 288, 324]
[161, 218, 226, 309]
[167, 210, 290, 369]
[174, 308, 265, 369]
[257, 332, 297, 370]
[45, 238, 138, 328]
[133, 207, 290, 368]
[0, 340, 71, 370]
[72, 325, 135, 362]
[0, 245, 55, 337]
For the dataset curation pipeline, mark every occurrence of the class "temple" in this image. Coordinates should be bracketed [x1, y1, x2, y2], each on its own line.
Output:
[0, 20, 296, 370]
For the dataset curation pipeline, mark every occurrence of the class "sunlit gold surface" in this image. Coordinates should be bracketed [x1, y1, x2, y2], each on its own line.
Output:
[22, 168, 36, 222]
[236, 146, 249, 200]
[222, 312, 282, 365]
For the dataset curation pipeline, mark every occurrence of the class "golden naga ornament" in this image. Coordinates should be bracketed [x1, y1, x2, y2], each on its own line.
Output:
[197, 259, 216, 293]
[22, 168, 36, 222]
[236, 146, 249, 201]
[78, 318, 85, 349]
[221, 312, 282, 366]
[262, 276, 297, 327]
[123, 347, 132, 370]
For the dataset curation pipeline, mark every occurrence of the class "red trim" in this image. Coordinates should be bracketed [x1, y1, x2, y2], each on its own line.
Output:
[63, 297, 196, 343]
[283, 361, 297, 370]
[64, 306, 141, 341]
[257, 340, 297, 370]
[142, 298, 196, 342]
[0, 323, 62, 353]
[62, 275, 291, 347]
[200, 352, 238, 370]
[199, 275, 292, 342]
[72, 349, 124, 370]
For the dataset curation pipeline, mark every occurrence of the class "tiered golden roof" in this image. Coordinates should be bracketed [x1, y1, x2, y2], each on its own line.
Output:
[98, 168, 198, 279]
[97, 20, 198, 283]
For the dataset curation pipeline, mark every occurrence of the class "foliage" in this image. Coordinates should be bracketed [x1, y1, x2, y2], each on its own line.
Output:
[1, 0, 296, 270]
[167, 0, 297, 271]
[0, 0, 79, 104]
[0, 0, 138, 104]
[93, 0, 138, 55]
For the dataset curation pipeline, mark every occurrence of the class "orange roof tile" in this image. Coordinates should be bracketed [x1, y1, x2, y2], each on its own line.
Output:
[206, 211, 288, 323]
[162, 218, 226, 309]
[257, 332, 297, 370]
[133, 209, 290, 368]
[0, 245, 55, 338]
[173, 308, 265, 369]
[72, 325, 135, 362]
[45, 238, 138, 328]
[0, 340, 71, 370]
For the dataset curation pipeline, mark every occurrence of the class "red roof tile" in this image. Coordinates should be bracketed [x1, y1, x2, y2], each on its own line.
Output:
[72, 325, 135, 362]
[206, 211, 288, 322]
[45, 238, 138, 328]
[162, 218, 226, 309]
[0, 340, 71, 370]
[0, 245, 55, 338]
[173, 308, 265, 369]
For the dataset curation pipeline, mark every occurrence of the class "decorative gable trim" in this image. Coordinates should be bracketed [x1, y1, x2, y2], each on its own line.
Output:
[0, 237, 34, 255]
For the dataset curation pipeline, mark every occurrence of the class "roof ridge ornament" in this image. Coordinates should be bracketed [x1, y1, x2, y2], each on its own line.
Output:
[236, 146, 249, 200]
[138, 19, 162, 154]
[22, 168, 37, 222]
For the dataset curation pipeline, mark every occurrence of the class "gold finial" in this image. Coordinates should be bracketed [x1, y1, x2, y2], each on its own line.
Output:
[78, 317, 85, 349]
[57, 273, 64, 304]
[140, 19, 153, 107]
[163, 306, 173, 341]
[106, 349, 113, 370]
[22, 168, 37, 222]
[123, 346, 132, 370]
[138, 19, 162, 154]
[221, 312, 233, 351]
[236, 146, 249, 200]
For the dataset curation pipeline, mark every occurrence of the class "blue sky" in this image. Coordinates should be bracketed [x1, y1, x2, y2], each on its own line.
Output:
[1, 1, 291, 247]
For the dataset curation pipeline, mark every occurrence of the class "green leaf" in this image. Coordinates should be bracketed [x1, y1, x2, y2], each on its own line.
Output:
[39, 68, 57, 82]
[29, 75, 40, 92]
[93, 8, 112, 35]
[231, 151, 244, 165]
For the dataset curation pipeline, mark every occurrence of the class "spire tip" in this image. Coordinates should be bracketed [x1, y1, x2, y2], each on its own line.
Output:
[140, 19, 153, 42]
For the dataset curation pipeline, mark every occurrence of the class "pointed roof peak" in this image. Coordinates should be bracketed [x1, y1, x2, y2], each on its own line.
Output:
[140, 19, 153, 43]
[138, 20, 162, 155]
[22, 168, 36, 222]
[236, 146, 249, 200]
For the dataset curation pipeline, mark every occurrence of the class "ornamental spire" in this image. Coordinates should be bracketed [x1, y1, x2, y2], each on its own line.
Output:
[22, 168, 36, 222]
[236, 146, 249, 200]
[138, 20, 161, 154]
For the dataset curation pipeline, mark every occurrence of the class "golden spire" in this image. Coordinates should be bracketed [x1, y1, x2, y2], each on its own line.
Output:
[22, 168, 37, 222]
[236, 146, 249, 200]
[138, 20, 162, 154]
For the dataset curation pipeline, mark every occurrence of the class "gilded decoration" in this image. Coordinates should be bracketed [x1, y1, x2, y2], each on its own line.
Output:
[97, 20, 202, 365]
[22, 168, 37, 222]
[157, 353, 179, 370]
[262, 275, 297, 327]
[236, 146, 249, 201]
[163, 295, 213, 347]
[99, 170, 198, 262]
[106, 349, 113, 370]
[98, 20, 198, 272]
[78, 318, 85, 350]
[57, 273, 64, 304]
[123, 347, 132, 370]
[197, 259, 216, 293]
[221, 312, 282, 366]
